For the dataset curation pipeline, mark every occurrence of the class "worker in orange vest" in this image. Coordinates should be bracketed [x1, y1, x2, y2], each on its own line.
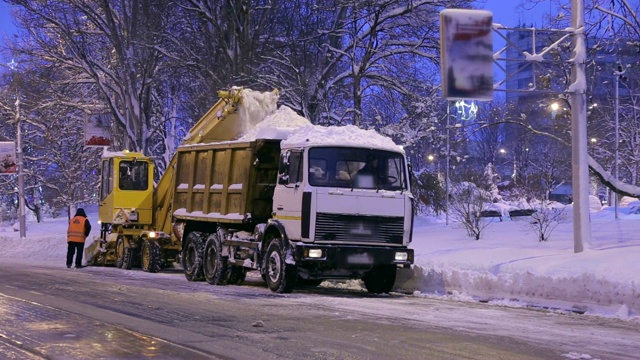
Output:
[67, 208, 92, 269]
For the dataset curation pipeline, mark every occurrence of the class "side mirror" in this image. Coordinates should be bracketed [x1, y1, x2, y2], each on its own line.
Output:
[278, 173, 290, 185]
[278, 151, 290, 185]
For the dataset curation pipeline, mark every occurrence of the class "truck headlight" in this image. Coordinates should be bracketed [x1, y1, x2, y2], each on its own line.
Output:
[307, 249, 323, 258]
[394, 252, 408, 261]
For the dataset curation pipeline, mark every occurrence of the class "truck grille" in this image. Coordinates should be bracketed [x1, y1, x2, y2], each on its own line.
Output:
[314, 213, 404, 245]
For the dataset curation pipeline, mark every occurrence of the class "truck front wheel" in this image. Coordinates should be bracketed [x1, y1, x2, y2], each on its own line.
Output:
[116, 236, 134, 270]
[182, 232, 204, 281]
[203, 234, 228, 285]
[141, 240, 161, 273]
[363, 265, 397, 294]
[265, 237, 296, 293]
[115, 237, 125, 268]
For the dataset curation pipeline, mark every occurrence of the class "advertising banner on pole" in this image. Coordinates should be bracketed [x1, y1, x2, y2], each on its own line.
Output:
[84, 115, 112, 147]
[0, 141, 17, 175]
[440, 9, 494, 101]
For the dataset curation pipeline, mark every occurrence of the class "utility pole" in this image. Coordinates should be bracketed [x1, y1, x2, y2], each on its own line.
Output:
[570, 0, 590, 253]
[7, 58, 26, 239]
[15, 96, 26, 239]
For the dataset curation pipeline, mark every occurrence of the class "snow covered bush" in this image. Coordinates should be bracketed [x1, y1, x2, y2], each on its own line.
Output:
[411, 171, 446, 215]
[480, 163, 501, 202]
[528, 200, 568, 242]
[0, 202, 17, 225]
[449, 182, 493, 240]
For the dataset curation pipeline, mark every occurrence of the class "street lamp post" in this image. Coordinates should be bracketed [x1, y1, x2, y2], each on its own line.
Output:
[445, 103, 451, 226]
[499, 148, 516, 183]
[613, 63, 626, 220]
[7, 58, 26, 239]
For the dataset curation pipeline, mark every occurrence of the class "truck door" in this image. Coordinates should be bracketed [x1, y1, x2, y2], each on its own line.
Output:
[272, 149, 305, 241]
[98, 158, 114, 224]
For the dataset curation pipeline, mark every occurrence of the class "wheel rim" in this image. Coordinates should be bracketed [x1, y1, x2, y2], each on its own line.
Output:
[142, 244, 149, 269]
[185, 244, 196, 271]
[268, 251, 281, 283]
[204, 246, 216, 275]
[116, 239, 123, 259]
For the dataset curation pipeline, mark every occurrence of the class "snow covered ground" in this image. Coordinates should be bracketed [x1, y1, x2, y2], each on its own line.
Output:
[397, 198, 640, 323]
[1, 200, 638, 323]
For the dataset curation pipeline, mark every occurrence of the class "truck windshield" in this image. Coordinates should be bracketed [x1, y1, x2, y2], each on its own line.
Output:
[118, 160, 149, 191]
[308, 147, 408, 191]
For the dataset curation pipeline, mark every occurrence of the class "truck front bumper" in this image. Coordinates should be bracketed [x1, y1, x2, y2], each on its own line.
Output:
[293, 243, 414, 268]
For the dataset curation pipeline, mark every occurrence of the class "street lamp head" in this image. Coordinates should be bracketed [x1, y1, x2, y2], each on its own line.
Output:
[499, 148, 506, 154]
[590, 137, 597, 143]
[550, 102, 559, 111]
[427, 154, 435, 162]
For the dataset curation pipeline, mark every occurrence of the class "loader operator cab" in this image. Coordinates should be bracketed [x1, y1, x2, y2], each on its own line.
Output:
[98, 152, 154, 227]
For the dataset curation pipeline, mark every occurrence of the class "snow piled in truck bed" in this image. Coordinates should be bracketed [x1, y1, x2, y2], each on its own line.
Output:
[235, 89, 401, 153]
[237, 105, 311, 141]
[237, 88, 280, 136]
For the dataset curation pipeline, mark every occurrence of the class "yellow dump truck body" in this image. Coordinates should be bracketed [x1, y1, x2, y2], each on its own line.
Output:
[172, 139, 281, 225]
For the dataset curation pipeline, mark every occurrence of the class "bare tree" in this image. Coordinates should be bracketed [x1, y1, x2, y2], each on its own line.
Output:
[449, 182, 493, 240]
[0, 54, 101, 219]
[7, 0, 179, 156]
[527, 200, 568, 242]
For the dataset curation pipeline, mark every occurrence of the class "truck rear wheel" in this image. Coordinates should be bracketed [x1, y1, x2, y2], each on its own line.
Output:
[182, 232, 204, 281]
[363, 265, 397, 294]
[141, 240, 161, 273]
[203, 234, 228, 285]
[265, 237, 296, 293]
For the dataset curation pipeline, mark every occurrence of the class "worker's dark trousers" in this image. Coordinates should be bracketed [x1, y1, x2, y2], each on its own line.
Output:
[66, 242, 85, 268]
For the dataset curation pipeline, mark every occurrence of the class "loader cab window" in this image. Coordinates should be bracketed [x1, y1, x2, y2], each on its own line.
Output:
[118, 160, 149, 191]
[100, 158, 113, 201]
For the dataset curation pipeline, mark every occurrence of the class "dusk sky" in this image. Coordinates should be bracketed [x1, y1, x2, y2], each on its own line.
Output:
[482, 0, 554, 28]
[0, 1, 17, 40]
[0, 1, 553, 40]
[0, 0, 552, 70]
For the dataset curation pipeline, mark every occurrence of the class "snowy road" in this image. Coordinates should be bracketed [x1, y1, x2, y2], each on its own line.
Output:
[0, 263, 637, 360]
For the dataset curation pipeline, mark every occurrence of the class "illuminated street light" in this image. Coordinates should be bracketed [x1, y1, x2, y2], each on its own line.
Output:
[550, 102, 559, 119]
[499, 148, 517, 183]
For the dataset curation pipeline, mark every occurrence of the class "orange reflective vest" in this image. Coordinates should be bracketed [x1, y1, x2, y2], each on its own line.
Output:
[67, 216, 87, 243]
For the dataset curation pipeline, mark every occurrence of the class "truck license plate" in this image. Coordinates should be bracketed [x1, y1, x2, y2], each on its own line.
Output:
[347, 253, 373, 264]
